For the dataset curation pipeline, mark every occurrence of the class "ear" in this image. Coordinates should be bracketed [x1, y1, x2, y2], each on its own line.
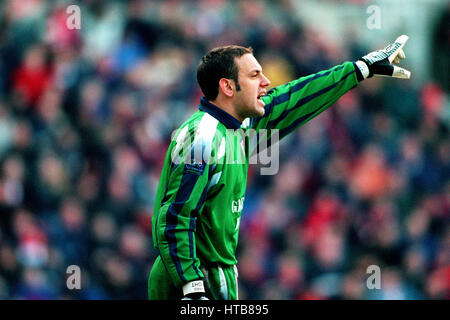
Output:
[218, 78, 234, 98]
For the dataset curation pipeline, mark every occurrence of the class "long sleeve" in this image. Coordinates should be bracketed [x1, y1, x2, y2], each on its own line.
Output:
[249, 61, 359, 147]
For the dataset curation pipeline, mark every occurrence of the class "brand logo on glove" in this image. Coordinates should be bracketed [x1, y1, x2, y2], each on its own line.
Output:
[384, 42, 401, 54]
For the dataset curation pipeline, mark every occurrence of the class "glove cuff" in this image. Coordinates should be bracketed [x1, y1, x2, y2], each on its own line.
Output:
[355, 60, 370, 80]
[182, 280, 205, 296]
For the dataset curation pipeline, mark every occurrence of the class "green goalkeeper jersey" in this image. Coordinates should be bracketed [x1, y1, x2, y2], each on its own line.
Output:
[152, 61, 359, 288]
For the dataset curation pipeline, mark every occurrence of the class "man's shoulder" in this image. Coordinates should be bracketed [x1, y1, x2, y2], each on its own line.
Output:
[170, 110, 225, 166]
[173, 110, 224, 147]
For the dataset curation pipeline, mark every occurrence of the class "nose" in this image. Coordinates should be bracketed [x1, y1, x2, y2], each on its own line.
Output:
[261, 74, 271, 88]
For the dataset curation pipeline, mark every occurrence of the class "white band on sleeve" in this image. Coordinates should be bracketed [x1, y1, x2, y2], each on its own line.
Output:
[355, 60, 370, 79]
[182, 280, 205, 296]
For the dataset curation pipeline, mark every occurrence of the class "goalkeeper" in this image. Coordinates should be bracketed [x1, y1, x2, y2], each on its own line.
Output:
[148, 36, 410, 300]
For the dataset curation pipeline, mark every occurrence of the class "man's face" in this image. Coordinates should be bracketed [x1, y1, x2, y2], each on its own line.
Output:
[232, 53, 271, 120]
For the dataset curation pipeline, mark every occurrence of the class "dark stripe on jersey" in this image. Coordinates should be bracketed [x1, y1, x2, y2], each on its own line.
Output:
[154, 162, 179, 247]
[266, 69, 355, 130]
[188, 214, 202, 278]
[189, 185, 209, 278]
[164, 163, 206, 282]
[251, 65, 347, 130]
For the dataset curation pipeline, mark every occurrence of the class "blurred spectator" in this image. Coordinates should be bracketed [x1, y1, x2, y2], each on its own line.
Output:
[431, 2, 450, 93]
[0, 0, 448, 300]
[13, 44, 53, 107]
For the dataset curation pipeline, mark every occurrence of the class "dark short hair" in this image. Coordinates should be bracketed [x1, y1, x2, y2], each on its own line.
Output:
[197, 45, 253, 101]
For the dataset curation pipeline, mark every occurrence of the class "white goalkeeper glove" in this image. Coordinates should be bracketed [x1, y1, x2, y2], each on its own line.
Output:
[181, 280, 209, 300]
[355, 35, 411, 79]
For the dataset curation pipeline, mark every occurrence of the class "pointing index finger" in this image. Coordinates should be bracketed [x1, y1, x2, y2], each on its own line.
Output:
[388, 34, 409, 64]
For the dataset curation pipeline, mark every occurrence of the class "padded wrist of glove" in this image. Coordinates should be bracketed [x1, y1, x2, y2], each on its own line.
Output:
[181, 280, 208, 300]
[355, 60, 370, 80]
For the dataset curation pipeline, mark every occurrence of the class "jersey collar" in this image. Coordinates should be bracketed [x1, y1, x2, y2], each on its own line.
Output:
[198, 97, 242, 130]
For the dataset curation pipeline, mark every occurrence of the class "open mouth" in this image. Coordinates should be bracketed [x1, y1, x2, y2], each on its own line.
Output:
[257, 91, 266, 105]
[257, 90, 266, 100]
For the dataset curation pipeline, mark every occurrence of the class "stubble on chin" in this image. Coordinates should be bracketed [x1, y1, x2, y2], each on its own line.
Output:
[241, 107, 264, 120]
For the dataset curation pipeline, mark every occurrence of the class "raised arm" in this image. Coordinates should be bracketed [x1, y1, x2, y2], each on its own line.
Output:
[248, 35, 410, 148]
[251, 61, 358, 138]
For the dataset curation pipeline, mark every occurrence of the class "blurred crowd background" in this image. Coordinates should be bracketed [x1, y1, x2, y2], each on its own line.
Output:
[0, 0, 448, 300]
